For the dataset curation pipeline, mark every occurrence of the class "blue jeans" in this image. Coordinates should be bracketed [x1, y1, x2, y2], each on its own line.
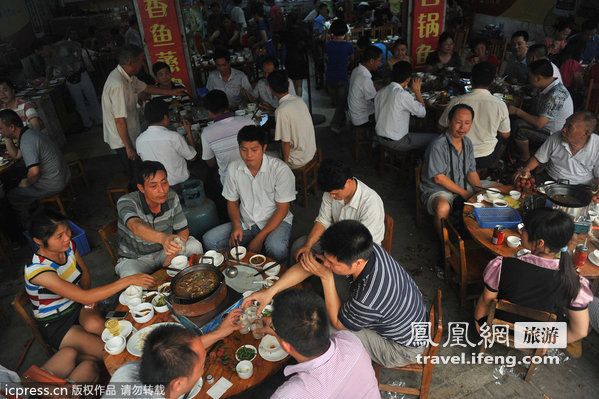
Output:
[202, 222, 292, 263]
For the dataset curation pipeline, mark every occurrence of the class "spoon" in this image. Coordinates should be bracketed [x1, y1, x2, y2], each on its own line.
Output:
[224, 266, 239, 278]
[464, 202, 484, 208]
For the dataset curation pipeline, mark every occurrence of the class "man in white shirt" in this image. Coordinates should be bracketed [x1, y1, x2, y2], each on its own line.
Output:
[526, 44, 563, 83]
[438, 62, 511, 170]
[251, 57, 296, 112]
[206, 48, 254, 107]
[202, 125, 296, 262]
[375, 61, 436, 151]
[136, 99, 197, 190]
[269, 70, 316, 169]
[291, 159, 385, 261]
[348, 46, 382, 127]
[514, 112, 599, 187]
[230, 0, 247, 29]
[102, 45, 185, 186]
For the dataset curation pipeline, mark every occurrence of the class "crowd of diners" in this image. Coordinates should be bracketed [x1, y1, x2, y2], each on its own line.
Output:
[2, 2, 599, 398]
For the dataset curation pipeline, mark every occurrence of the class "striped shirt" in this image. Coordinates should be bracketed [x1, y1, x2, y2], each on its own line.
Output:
[1, 98, 39, 127]
[117, 190, 188, 258]
[338, 244, 428, 348]
[150, 82, 191, 107]
[24, 241, 81, 320]
[200, 114, 254, 184]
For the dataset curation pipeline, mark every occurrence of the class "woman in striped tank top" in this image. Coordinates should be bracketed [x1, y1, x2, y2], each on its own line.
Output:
[25, 208, 155, 364]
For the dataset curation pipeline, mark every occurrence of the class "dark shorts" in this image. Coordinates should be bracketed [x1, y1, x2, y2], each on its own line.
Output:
[36, 304, 82, 349]
[513, 119, 550, 144]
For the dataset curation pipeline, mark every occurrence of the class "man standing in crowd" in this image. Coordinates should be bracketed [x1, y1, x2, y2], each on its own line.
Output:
[438, 62, 510, 171]
[32, 39, 102, 130]
[269, 70, 316, 169]
[375, 61, 436, 151]
[0, 109, 70, 229]
[115, 161, 203, 277]
[136, 99, 197, 191]
[509, 59, 573, 164]
[348, 46, 382, 128]
[207, 48, 254, 107]
[203, 126, 295, 262]
[245, 220, 429, 368]
[101, 45, 186, 187]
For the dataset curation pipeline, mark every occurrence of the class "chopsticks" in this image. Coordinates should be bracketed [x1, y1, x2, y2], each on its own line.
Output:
[475, 186, 506, 195]
[254, 262, 279, 277]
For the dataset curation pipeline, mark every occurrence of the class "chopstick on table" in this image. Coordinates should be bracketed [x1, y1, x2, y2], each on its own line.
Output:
[475, 186, 506, 194]
[254, 262, 279, 277]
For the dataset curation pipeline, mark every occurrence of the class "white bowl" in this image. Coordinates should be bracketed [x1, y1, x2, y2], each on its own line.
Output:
[236, 360, 253, 379]
[262, 261, 280, 277]
[131, 302, 154, 323]
[230, 246, 247, 259]
[127, 297, 142, 310]
[125, 285, 143, 301]
[235, 344, 257, 361]
[506, 236, 521, 248]
[509, 190, 521, 200]
[260, 334, 281, 352]
[171, 255, 188, 269]
[247, 103, 257, 111]
[249, 254, 266, 267]
[235, 109, 246, 116]
[493, 199, 508, 207]
[151, 294, 169, 313]
[486, 189, 501, 199]
[202, 250, 224, 266]
[105, 335, 126, 355]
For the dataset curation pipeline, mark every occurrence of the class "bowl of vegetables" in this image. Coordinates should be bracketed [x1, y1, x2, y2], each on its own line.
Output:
[151, 294, 169, 313]
[261, 305, 273, 317]
[235, 344, 257, 361]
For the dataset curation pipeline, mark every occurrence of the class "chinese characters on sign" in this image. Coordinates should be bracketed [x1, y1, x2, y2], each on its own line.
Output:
[138, 0, 190, 89]
[411, 0, 446, 67]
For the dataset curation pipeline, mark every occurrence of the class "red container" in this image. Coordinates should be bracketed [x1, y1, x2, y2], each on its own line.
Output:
[574, 244, 589, 267]
[492, 225, 505, 245]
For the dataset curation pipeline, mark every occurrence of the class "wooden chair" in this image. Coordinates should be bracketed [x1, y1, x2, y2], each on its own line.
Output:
[584, 78, 599, 113]
[99, 219, 119, 266]
[453, 27, 470, 56]
[441, 218, 491, 308]
[352, 124, 373, 161]
[64, 152, 90, 192]
[373, 24, 394, 40]
[415, 163, 423, 226]
[480, 299, 557, 381]
[382, 214, 394, 254]
[39, 186, 73, 216]
[106, 172, 130, 215]
[488, 38, 508, 73]
[375, 289, 443, 398]
[379, 144, 416, 184]
[350, 27, 365, 42]
[12, 288, 55, 358]
[292, 149, 322, 208]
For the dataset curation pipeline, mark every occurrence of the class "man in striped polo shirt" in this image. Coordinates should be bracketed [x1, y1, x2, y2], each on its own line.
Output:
[115, 161, 203, 277]
[245, 220, 428, 367]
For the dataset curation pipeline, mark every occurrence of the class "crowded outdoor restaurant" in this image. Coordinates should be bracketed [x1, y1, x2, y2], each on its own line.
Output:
[1, 0, 599, 398]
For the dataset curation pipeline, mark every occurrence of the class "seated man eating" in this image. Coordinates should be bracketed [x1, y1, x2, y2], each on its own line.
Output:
[514, 111, 599, 192]
[245, 220, 428, 368]
[420, 104, 484, 239]
[266, 289, 380, 399]
[202, 125, 295, 262]
[115, 161, 203, 277]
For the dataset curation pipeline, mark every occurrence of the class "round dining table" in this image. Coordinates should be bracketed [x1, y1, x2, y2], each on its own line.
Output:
[463, 185, 599, 290]
[103, 251, 294, 398]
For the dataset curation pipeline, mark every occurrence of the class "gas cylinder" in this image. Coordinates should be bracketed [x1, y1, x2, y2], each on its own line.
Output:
[180, 179, 219, 238]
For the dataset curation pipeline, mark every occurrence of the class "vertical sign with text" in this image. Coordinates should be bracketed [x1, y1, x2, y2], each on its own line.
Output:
[138, 0, 190, 90]
[411, 0, 446, 68]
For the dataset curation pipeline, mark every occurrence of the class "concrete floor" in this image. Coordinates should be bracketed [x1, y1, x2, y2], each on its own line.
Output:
[1, 84, 598, 398]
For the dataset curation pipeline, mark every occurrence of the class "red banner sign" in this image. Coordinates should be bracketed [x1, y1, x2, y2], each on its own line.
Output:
[138, 0, 190, 90]
[411, 0, 446, 68]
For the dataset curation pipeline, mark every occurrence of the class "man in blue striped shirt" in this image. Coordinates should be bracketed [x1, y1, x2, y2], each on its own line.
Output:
[245, 220, 428, 367]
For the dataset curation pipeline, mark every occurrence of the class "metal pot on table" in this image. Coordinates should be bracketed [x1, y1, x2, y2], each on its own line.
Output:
[168, 263, 227, 317]
[543, 180, 594, 220]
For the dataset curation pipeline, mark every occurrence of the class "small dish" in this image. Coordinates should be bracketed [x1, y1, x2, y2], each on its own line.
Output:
[230, 246, 247, 260]
[486, 189, 502, 199]
[201, 250, 224, 266]
[493, 199, 508, 207]
[249, 254, 266, 267]
[105, 335, 126, 355]
[131, 302, 154, 323]
[157, 282, 171, 294]
[588, 250, 599, 266]
[262, 261, 280, 277]
[101, 320, 133, 342]
[506, 236, 521, 248]
[235, 109, 246, 116]
[509, 190, 521, 201]
[236, 360, 253, 379]
[235, 344, 257, 361]
[151, 294, 169, 313]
